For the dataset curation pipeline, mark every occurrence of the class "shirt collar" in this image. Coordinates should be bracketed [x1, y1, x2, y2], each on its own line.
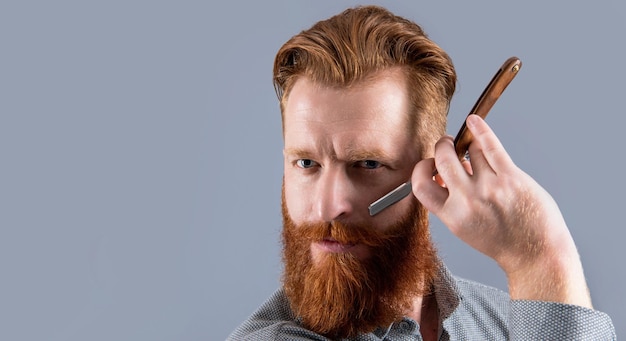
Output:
[433, 260, 462, 321]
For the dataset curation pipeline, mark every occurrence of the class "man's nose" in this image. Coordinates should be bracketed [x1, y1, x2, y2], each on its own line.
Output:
[314, 168, 357, 222]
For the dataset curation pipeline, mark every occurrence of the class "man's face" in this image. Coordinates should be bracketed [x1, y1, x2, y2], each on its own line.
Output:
[281, 69, 438, 338]
[283, 69, 421, 260]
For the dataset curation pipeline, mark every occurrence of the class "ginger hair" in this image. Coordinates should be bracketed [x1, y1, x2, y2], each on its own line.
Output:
[273, 5, 456, 157]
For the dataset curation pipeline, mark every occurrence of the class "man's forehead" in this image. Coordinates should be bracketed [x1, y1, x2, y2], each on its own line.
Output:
[284, 74, 410, 123]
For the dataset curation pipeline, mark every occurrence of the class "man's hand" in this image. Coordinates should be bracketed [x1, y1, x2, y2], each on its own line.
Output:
[412, 114, 592, 308]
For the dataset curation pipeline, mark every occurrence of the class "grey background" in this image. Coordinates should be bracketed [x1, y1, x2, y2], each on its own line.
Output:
[1, 1, 623, 340]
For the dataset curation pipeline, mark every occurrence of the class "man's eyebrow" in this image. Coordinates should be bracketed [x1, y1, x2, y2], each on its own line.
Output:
[283, 147, 395, 162]
[283, 148, 317, 159]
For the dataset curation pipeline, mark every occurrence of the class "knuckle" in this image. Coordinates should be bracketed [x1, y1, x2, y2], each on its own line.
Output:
[436, 159, 459, 177]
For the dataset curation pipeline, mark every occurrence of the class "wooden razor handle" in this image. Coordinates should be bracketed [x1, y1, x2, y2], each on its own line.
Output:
[453, 56, 522, 160]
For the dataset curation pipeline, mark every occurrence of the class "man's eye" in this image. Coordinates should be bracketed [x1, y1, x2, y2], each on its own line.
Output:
[296, 159, 317, 169]
[358, 160, 382, 169]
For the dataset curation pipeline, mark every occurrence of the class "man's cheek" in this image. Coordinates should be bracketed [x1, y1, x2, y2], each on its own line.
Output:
[284, 189, 309, 223]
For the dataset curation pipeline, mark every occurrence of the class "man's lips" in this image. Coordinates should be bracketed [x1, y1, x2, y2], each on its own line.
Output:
[313, 238, 357, 253]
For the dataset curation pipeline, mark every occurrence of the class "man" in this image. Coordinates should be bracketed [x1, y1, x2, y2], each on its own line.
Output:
[228, 5, 615, 340]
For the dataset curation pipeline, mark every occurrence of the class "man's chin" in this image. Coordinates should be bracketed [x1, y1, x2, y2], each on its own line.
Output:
[281, 195, 438, 338]
[286, 249, 383, 338]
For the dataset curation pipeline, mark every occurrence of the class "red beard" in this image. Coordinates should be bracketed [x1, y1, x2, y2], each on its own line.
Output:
[281, 194, 438, 338]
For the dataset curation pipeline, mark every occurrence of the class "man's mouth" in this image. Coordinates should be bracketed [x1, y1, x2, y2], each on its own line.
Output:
[313, 238, 356, 253]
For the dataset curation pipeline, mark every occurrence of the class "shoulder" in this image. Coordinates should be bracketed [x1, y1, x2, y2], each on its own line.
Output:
[448, 277, 616, 340]
[455, 276, 510, 308]
[442, 276, 511, 339]
[227, 288, 330, 341]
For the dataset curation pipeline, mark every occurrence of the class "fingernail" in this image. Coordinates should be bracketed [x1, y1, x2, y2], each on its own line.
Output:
[466, 114, 479, 128]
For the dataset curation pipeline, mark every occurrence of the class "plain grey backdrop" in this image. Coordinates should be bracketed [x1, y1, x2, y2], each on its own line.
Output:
[1, 1, 623, 340]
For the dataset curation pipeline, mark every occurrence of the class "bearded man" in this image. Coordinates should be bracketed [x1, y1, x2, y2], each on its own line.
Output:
[228, 5, 615, 340]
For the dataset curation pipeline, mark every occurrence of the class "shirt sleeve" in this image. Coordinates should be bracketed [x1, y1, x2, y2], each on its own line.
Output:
[509, 300, 616, 340]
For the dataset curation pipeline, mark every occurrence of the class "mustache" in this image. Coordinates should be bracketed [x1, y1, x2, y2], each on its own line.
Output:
[293, 220, 408, 248]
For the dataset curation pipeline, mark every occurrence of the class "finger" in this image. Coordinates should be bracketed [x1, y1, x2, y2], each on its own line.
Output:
[461, 158, 473, 175]
[464, 135, 495, 175]
[434, 136, 469, 188]
[465, 114, 514, 173]
[411, 158, 449, 214]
